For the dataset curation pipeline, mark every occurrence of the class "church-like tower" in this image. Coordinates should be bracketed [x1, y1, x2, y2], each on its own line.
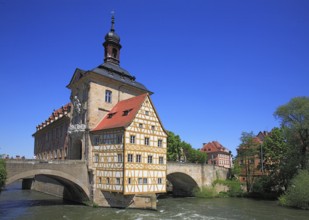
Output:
[103, 15, 122, 65]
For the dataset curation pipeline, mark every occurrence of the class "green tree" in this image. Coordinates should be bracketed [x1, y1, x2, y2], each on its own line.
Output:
[260, 127, 291, 192]
[0, 159, 7, 192]
[279, 170, 309, 209]
[183, 145, 207, 164]
[236, 132, 260, 192]
[166, 131, 207, 163]
[275, 97, 309, 170]
[230, 161, 241, 179]
[167, 131, 181, 161]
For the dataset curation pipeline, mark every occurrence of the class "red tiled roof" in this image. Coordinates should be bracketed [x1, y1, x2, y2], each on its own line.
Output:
[36, 103, 71, 131]
[200, 141, 229, 153]
[92, 93, 148, 131]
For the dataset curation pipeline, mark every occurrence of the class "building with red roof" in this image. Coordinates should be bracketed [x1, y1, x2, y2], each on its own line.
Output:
[33, 103, 71, 160]
[235, 131, 269, 189]
[200, 141, 232, 168]
[32, 15, 167, 209]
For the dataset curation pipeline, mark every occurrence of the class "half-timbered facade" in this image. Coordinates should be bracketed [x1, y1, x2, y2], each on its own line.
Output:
[92, 94, 167, 195]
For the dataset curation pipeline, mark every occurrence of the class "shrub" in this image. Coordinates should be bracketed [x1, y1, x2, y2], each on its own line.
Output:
[279, 170, 309, 209]
[194, 186, 218, 198]
[213, 179, 244, 197]
[0, 159, 7, 192]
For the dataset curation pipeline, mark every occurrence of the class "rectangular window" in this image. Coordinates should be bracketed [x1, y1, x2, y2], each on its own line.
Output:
[145, 110, 149, 116]
[159, 156, 164, 164]
[139, 123, 143, 128]
[158, 178, 162, 184]
[130, 135, 135, 144]
[143, 178, 148, 184]
[158, 139, 163, 147]
[94, 136, 100, 145]
[148, 155, 153, 164]
[128, 154, 133, 162]
[138, 178, 143, 184]
[117, 135, 123, 144]
[105, 90, 112, 103]
[106, 177, 110, 185]
[118, 154, 123, 163]
[99, 177, 102, 184]
[136, 154, 141, 163]
[128, 178, 131, 185]
[151, 125, 155, 131]
[116, 178, 121, 185]
[94, 154, 99, 163]
[145, 137, 150, 146]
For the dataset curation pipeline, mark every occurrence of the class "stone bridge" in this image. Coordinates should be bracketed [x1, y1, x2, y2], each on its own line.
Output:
[5, 160, 229, 201]
[167, 162, 230, 196]
[5, 160, 90, 203]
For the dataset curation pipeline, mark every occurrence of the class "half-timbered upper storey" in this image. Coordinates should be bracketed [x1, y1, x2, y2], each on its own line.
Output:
[91, 93, 167, 195]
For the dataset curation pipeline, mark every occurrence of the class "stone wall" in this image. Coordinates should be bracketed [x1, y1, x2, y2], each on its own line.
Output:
[93, 188, 156, 209]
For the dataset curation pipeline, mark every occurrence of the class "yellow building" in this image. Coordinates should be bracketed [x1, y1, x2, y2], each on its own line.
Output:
[92, 93, 167, 196]
[33, 15, 167, 208]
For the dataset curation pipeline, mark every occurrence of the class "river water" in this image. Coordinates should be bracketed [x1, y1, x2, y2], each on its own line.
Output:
[0, 182, 308, 220]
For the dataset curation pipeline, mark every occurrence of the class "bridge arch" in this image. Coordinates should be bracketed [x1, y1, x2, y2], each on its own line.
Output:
[6, 169, 90, 202]
[167, 172, 199, 196]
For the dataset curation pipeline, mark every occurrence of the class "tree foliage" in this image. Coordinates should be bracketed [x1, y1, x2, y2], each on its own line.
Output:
[279, 170, 309, 209]
[275, 96, 309, 170]
[236, 132, 260, 192]
[167, 131, 207, 163]
[167, 131, 181, 161]
[0, 159, 6, 192]
[260, 127, 292, 192]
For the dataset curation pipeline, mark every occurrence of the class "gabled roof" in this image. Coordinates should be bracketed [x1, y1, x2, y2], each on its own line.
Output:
[91, 63, 152, 93]
[201, 141, 230, 154]
[92, 93, 148, 131]
[67, 68, 87, 88]
[67, 63, 152, 94]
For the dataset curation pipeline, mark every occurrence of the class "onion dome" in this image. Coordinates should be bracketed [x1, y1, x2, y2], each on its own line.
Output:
[103, 14, 122, 65]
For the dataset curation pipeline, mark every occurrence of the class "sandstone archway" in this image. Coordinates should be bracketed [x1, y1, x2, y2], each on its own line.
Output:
[6, 169, 90, 203]
[167, 172, 199, 196]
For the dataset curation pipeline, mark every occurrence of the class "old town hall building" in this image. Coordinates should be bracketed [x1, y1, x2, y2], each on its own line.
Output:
[33, 16, 167, 208]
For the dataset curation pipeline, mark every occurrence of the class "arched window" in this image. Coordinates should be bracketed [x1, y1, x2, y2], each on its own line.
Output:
[105, 90, 112, 103]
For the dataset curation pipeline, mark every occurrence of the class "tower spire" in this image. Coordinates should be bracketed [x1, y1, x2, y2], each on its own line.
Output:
[103, 12, 122, 65]
[110, 11, 115, 32]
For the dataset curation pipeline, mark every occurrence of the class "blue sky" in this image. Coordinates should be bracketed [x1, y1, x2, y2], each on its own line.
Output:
[0, 0, 308, 158]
